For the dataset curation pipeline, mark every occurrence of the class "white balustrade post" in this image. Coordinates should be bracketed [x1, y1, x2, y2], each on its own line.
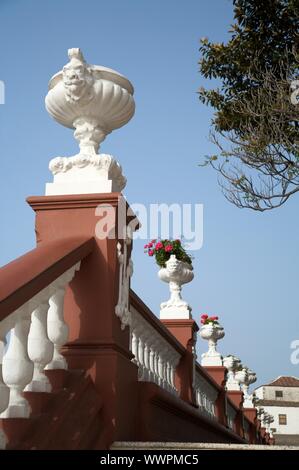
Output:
[46, 265, 79, 370]
[0, 334, 9, 415]
[0, 329, 10, 449]
[46, 284, 68, 370]
[148, 343, 156, 382]
[143, 340, 150, 382]
[26, 288, 54, 392]
[169, 351, 179, 394]
[158, 349, 164, 387]
[131, 329, 139, 365]
[1, 304, 34, 418]
[137, 336, 145, 380]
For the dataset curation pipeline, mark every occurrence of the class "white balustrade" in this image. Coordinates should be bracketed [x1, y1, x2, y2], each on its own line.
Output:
[226, 402, 237, 430]
[130, 306, 181, 394]
[194, 370, 218, 418]
[0, 262, 80, 425]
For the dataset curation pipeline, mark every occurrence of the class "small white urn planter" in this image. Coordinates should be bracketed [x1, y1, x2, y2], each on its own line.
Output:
[45, 48, 135, 196]
[200, 322, 225, 366]
[223, 355, 242, 390]
[158, 255, 194, 319]
[242, 368, 257, 408]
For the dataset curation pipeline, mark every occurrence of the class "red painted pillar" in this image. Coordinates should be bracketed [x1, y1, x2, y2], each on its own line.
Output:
[27, 193, 139, 448]
[161, 319, 198, 405]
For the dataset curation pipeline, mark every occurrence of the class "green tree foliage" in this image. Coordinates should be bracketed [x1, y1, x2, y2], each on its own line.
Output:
[199, 0, 299, 210]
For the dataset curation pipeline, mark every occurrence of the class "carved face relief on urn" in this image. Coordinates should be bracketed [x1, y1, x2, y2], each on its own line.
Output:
[62, 49, 94, 105]
[45, 48, 135, 196]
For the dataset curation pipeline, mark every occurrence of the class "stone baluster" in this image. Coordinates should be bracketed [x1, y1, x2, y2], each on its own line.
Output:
[0, 320, 12, 449]
[169, 351, 178, 393]
[166, 356, 172, 392]
[137, 334, 145, 381]
[143, 337, 150, 382]
[46, 264, 80, 370]
[161, 348, 168, 390]
[131, 329, 139, 365]
[0, 319, 12, 415]
[26, 287, 54, 392]
[1, 303, 34, 418]
[148, 341, 156, 382]
[158, 345, 164, 387]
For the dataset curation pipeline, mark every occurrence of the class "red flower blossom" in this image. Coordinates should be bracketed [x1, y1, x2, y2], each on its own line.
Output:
[155, 242, 163, 250]
[201, 314, 209, 319]
[148, 250, 154, 256]
[165, 244, 173, 252]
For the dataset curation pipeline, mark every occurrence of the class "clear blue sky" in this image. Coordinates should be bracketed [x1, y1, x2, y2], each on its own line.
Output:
[0, 0, 298, 388]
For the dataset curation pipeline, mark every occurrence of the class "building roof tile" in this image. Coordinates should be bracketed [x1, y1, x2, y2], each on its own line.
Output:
[267, 376, 299, 387]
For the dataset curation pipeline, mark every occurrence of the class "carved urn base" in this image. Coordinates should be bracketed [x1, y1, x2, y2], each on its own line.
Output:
[46, 153, 126, 195]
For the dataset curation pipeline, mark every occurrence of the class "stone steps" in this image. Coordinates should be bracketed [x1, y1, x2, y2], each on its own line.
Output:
[111, 441, 299, 451]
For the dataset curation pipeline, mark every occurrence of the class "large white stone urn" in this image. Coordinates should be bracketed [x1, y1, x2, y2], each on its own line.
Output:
[45, 48, 135, 195]
[199, 322, 225, 366]
[158, 255, 194, 319]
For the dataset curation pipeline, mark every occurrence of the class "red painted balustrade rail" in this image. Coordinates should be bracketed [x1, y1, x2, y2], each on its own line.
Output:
[0, 237, 95, 322]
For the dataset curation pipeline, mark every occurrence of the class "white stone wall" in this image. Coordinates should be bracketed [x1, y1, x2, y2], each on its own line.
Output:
[255, 385, 299, 401]
[255, 386, 264, 399]
[262, 405, 299, 435]
[263, 386, 299, 401]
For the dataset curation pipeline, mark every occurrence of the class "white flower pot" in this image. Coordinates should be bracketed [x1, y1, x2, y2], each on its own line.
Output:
[200, 323, 225, 366]
[158, 255, 194, 319]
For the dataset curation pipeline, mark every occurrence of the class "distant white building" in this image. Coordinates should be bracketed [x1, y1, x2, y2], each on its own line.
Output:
[255, 376, 299, 445]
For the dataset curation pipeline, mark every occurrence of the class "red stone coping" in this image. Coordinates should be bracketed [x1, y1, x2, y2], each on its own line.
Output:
[27, 192, 125, 210]
[0, 237, 95, 321]
[130, 289, 186, 356]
